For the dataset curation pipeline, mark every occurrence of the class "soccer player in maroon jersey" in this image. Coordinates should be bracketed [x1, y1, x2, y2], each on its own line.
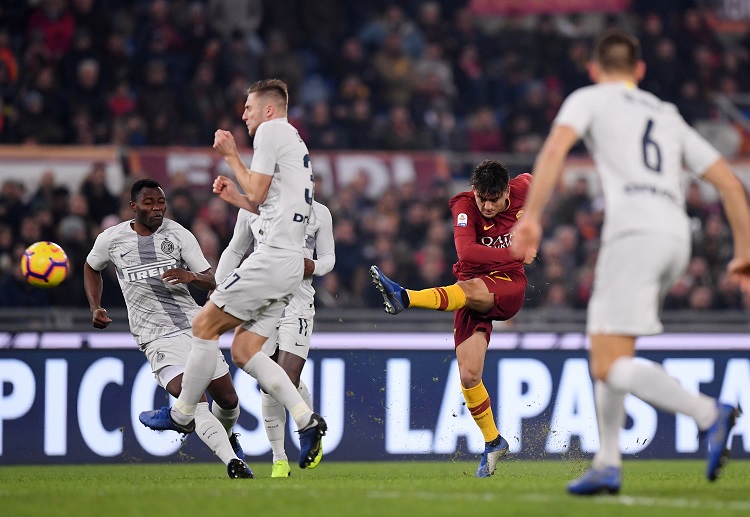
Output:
[371, 159, 536, 478]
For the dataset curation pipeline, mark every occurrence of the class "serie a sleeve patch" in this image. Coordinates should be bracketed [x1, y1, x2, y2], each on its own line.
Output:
[457, 213, 468, 227]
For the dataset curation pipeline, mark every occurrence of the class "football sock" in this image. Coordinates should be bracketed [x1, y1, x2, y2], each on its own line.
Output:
[173, 337, 218, 423]
[607, 357, 718, 431]
[262, 391, 288, 462]
[592, 380, 625, 469]
[212, 402, 240, 438]
[243, 352, 313, 429]
[406, 284, 467, 311]
[461, 381, 499, 443]
[298, 380, 313, 410]
[195, 401, 236, 465]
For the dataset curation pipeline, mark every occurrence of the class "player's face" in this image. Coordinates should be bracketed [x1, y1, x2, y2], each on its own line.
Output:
[473, 188, 510, 219]
[132, 187, 167, 230]
[242, 93, 266, 136]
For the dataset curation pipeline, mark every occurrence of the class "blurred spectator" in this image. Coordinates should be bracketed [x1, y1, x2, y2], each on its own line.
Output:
[306, 101, 347, 150]
[371, 31, 416, 109]
[187, 61, 226, 143]
[14, 89, 65, 143]
[70, 0, 111, 50]
[79, 162, 118, 225]
[26, 0, 76, 62]
[466, 106, 503, 152]
[261, 30, 304, 105]
[359, 4, 424, 58]
[138, 59, 182, 144]
[0, 180, 27, 237]
[343, 97, 378, 149]
[376, 104, 431, 150]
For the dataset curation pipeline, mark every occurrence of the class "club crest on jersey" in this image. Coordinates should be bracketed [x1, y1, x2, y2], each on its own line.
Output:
[161, 239, 174, 254]
[457, 213, 468, 227]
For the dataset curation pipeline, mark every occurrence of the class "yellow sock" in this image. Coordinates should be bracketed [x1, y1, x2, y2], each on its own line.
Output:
[462, 382, 499, 443]
[405, 284, 467, 311]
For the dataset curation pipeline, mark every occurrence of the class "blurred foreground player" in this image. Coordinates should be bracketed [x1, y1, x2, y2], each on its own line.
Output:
[512, 29, 750, 494]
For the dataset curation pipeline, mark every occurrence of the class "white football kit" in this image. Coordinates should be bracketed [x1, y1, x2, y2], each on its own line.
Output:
[215, 201, 335, 359]
[210, 117, 316, 338]
[86, 218, 228, 385]
[554, 82, 721, 335]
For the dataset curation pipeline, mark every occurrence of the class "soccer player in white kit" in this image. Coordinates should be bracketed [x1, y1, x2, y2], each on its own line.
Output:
[84, 179, 254, 478]
[511, 30, 750, 495]
[139, 79, 327, 470]
[214, 191, 335, 477]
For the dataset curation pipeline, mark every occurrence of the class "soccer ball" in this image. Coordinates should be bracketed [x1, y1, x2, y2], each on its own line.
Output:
[21, 241, 70, 288]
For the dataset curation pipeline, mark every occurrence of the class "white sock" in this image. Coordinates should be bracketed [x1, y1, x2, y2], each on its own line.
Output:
[242, 352, 313, 429]
[262, 391, 288, 462]
[607, 357, 717, 430]
[212, 403, 239, 438]
[172, 337, 218, 423]
[298, 380, 313, 410]
[195, 402, 236, 465]
[591, 380, 625, 469]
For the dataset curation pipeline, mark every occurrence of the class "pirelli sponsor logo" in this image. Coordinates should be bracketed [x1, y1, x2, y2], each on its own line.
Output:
[122, 259, 176, 282]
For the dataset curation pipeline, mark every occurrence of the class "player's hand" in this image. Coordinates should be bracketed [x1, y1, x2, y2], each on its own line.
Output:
[522, 247, 537, 265]
[510, 216, 542, 261]
[161, 268, 194, 285]
[213, 129, 237, 158]
[213, 175, 245, 206]
[727, 256, 750, 293]
[92, 308, 112, 329]
[303, 258, 315, 277]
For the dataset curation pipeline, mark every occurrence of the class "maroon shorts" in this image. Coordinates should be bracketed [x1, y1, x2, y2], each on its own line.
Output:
[453, 270, 527, 347]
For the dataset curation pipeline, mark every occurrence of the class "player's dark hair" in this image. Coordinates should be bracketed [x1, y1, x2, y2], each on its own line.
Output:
[131, 178, 162, 201]
[595, 29, 640, 73]
[247, 78, 289, 108]
[470, 160, 510, 198]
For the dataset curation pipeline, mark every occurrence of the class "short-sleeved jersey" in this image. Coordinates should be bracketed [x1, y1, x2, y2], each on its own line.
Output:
[86, 218, 210, 345]
[450, 173, 531, 280]
[214, 201, 335, 318]
[554, 82, 721, 243]
[251, 117, 314, 252]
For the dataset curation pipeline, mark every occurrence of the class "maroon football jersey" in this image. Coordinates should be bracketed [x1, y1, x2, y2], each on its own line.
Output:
[449, 173, 531, 280]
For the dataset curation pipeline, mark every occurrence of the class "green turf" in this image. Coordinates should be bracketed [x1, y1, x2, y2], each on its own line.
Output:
[1, 460, 749, 517]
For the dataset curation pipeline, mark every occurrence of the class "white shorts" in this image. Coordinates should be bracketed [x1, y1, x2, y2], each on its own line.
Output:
[143, 332, 230, 388]
[210, 246, 304, 338]
[261, 314, 314, 360]
[587, 233, 689, 336]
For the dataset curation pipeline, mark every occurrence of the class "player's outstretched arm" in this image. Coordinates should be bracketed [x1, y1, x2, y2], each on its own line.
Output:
[84, 261, 112, 329]
[702, 159, 750, 292]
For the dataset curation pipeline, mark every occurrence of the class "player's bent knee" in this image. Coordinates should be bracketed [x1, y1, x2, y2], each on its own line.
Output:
[231, 351, 248, 369]
[231, 346, 259, 369]
[460, 372, 483, 389]
[589, 360, 611, 382]
[213, 392, 239, 409]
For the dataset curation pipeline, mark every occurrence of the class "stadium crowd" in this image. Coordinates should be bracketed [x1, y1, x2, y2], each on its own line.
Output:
[1, 0, 749, 312]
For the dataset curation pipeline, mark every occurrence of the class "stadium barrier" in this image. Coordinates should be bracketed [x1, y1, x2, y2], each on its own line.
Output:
[1, 331, 748, 465]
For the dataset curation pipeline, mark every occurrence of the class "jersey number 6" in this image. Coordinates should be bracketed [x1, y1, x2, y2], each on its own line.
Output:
[642, 118, 662, 173]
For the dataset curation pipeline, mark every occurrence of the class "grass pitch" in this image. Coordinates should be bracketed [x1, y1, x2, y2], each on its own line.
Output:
[1, 460, 749, 517]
